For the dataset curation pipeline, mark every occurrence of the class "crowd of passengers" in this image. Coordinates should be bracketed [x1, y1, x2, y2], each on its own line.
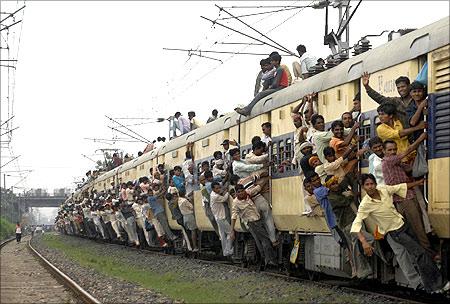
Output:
[56, 51, 448, 293]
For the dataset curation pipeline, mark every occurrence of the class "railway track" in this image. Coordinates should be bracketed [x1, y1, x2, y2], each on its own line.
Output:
[0, 235, 99, 304]
[92, 237, 445, 304]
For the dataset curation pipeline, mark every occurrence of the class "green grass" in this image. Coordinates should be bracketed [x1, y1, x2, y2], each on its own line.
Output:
[42, 234, 364, 303]
[0, 216, 15, 240]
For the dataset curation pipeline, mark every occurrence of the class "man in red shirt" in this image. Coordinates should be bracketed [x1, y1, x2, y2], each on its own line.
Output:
[235, 53, 288, 117]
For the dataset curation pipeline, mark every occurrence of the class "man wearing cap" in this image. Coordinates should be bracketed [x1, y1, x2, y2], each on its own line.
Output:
[212, 159, 227, 182]
[221, 139, 239, 172]
[298, 142, 315, 175]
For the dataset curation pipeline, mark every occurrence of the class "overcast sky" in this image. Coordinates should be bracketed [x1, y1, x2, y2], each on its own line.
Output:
[1, 1, 448, 193]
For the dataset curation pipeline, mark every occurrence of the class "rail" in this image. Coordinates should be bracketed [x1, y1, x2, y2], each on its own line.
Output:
[27, 239, 100, 304]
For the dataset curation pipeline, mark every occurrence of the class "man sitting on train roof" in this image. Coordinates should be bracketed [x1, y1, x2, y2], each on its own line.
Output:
[254, 58, 269, 97]
[235, 53, 289, 117]
[188, 111, 204, 130]
[362, 72, 412, 129]
[352, 174, 450, 294]
[296, 44, 317, 80]
[207, 109, 219, 123]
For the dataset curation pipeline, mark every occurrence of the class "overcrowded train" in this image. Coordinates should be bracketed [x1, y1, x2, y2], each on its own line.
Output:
[56, 17, 450, 293]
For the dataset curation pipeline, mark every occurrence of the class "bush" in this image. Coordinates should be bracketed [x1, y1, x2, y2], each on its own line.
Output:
[0, 216, 15, 240]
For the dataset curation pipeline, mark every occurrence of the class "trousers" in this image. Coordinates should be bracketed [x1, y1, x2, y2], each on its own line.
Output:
[395, 198, 432, 254]
[242, 88, 282, 115]
[386, 233, 422, 289]
[253, 195, 276, 243]
[216, 218, 234, 256]
[155, 212, 176, 241]
[123, 216, 139, 245]
[388, 224, 442, 292]
[248, 219, 277, 265]
[203, 202, 220, 236]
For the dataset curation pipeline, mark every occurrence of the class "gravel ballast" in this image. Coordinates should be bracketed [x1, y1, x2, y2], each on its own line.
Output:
[31, 234, 405, 303]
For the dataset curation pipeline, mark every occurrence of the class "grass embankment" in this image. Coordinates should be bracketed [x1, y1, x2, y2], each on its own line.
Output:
[0, 216, 15, 240]
[42, 234, 358, 303]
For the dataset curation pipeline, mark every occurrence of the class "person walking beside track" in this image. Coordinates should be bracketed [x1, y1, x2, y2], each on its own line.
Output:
[15, 222, 22, 243]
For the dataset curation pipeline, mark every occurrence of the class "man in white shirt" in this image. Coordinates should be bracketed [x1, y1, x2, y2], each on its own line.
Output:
[261, 122, 272, 146]
[210, 181, 234, 256]
[174, 112, 191, 135]
[230, 148, 265, 179]
[296, 44, 317, 79]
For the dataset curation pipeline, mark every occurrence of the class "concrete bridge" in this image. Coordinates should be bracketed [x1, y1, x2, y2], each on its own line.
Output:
[17, 195, 66, 209]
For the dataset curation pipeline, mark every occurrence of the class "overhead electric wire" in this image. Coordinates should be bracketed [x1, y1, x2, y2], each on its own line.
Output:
[175, 1, 311, 96]
[107, 126, 149, 144]
[217, 6, 302, 20]
[215, 4, 297, 57]
[105, 115, 152, 144]
[164, 47, 294, 56]
[0, 5, 25, 24]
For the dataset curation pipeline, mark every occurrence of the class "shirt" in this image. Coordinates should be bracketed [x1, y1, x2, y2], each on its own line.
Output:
[323, 157, 346, 182]
[365, 86, 411, 129]
[232, 186, 261, 223]
[15, 226, 21, 234]
[182, 158, 193, 177]
[176, 116, 191, 134]
[304, 192, 323, 216]
[280, 64, 292, 85]
[369, 153, 385, 185]
[382, 155, 415, 202]
[210, 191, 230, 220]
[172, 175, 185, 193]
[185, 172, 195, 196]
[254, 69, 264, 96]
[261, 134, 272, 145]
[232, 160, 264, 178]
[178, 197, 194, 215]
[299, 52, 317, 75]
[191, 117, 204, 130]
[313, 128, 350, 163]
[212, 165, 227, 180]
[147, 195, 165, 215]
[125, 188, 135, 201]
[405, 100, 425, 141]
[376, 120, 410, 156]
[350, 184, 407, 235]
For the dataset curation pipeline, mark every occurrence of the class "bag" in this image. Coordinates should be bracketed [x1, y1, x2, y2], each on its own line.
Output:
[144, 219, 154, 231]
[412, 143, 428, 178]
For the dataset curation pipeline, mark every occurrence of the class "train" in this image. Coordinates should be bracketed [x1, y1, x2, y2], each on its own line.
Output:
[66, 17, 449, 288]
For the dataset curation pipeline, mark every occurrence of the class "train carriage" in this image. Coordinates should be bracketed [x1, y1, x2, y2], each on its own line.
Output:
[68, 17, 449, 288]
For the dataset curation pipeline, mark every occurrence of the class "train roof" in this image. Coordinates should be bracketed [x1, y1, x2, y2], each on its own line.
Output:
[74, 16, 449, 196]
[159, 17, 449, 154]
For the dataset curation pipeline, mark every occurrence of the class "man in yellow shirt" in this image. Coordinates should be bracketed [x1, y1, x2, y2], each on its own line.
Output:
[351, 174, 448, 294]
[376, 103, 425, 163]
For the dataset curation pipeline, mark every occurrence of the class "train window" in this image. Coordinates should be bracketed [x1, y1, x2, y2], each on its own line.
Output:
[279, 140, 285, 165]
[360, 119, 371, 142]
[271, 142, 278, 172]
[202, 138, 209, 147]
[374, 116, 381, 126]
[285, 138, 293, 171]
[171, 151, 178, 158]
